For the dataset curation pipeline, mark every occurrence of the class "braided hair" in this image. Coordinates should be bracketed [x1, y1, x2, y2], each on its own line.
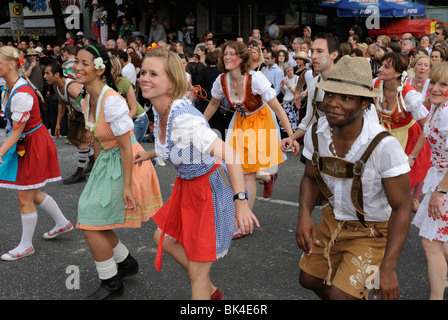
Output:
[80, 44, 119, 98]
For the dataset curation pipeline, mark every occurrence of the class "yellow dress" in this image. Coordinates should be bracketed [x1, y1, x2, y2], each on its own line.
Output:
[214, 71, 286, 174]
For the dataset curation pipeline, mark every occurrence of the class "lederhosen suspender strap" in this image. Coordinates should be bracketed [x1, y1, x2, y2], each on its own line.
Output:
[310, 122, 390, 227]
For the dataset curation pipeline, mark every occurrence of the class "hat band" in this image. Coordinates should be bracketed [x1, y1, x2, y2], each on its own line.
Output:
[327, 77, 373, 91]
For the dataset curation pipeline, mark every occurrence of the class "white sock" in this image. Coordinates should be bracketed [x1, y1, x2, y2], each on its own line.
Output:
[95, 257, 118, 280]
[12, 212, 38, 252]
[113, 241, 129, 263]
[39, 194, 69, 229]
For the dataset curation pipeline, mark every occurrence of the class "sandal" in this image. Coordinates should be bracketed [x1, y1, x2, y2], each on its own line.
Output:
[412, 198, 420, 212]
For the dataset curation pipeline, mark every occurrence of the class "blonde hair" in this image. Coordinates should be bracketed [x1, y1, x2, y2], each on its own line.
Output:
[109, 55, 122, 82]
[250, 45, 265, 67]
[0, 46, 44, 103]
[429, 61, 448, 83]
[144, 47, 187, 100]
[412, 54, 433, 69]
[377, 35, 390, 47]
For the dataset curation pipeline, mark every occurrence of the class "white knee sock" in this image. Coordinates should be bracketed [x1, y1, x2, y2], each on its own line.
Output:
[95, 257, 118, 280]
[13, 212, 38, 252]
[113, 241, 129, 263]
[39, 194, 69, 228]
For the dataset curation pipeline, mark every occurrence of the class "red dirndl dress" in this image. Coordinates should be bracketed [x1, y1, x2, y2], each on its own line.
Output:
[0, 83, 61, 189]
[373, 80, 431, 190]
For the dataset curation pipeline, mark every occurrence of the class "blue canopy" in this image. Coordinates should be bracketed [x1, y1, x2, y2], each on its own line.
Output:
[319, 0, 426, 17]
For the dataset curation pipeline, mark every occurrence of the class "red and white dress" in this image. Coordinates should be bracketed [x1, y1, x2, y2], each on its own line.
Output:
[413, 101, 448, 242]
[0, 78, 61, 189]
[373, 79, 432, 190]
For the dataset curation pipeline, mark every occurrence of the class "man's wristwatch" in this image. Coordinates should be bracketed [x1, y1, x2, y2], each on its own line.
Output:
[436, 185, 447, 194]
[233, 192, 248, 201]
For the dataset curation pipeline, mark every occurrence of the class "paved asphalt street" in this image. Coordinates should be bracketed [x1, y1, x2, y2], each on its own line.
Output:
[0, 127, 444, 306]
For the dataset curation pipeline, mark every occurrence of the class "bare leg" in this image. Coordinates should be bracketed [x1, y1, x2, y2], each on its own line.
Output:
[154, 229, 217, 298]
[422, 238, 447, 300]
[299, 269, 358, 300]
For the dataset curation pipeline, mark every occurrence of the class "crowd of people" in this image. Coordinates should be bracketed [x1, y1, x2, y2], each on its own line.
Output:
[0, 1, 448, 300]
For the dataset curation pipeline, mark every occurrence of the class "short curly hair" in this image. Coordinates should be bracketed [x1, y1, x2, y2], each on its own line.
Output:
[217, 41, 251, 74]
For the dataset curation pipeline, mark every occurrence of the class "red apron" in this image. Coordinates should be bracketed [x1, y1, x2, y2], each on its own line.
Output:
[154, 160, 222, 272]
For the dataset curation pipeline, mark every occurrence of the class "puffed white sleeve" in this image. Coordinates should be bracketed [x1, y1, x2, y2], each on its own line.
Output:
[404, 90, 428, 121]
[10, 92, 33, 122]
[170, 113, 218, 153]
[210, 73, 226, 100]
[251, 71, 276, 103]
[103, 95, 134, 136]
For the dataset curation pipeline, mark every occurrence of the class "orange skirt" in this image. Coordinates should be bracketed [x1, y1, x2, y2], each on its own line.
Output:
[226, 104, 286, 174]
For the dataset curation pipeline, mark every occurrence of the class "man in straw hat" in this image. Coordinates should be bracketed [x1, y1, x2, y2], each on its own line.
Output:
[281, 33, 379, 154]
[24, 48, 44, 93]
[295, 55, 412, 300]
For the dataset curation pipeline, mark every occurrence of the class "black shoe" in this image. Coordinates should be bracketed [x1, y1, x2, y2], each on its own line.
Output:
[84, 274, 124, 300]
[63, 174, 86, 185]
[117, 254, 139, 279]
[84, 161, 94, 174]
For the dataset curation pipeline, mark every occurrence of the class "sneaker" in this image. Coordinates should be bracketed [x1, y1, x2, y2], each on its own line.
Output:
[43, 222, 74, 239]
[262, 172, 277, 198]
[1, 246, 35, 261]
[232, 228, 247, 240]
[155, 157, 166, 167]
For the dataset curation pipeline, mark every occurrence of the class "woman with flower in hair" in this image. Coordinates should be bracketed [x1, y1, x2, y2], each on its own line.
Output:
[0, 46, 72, 261]
[373, 52, 432, 211]
[74, 44, 162, 299]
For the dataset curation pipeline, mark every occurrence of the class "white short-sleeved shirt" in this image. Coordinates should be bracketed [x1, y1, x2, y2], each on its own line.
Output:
[302, 115, 410, 222]
[84, 85, 134, 136]
[154, 98, 218, 158]
[2, 78, 33, 123]
[211, 71, 276, 105]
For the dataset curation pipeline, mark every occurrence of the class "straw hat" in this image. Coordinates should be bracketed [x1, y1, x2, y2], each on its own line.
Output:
[25, 48, 39, 56]
[293, 51, 310, 63]
[316, 55, 381, 98]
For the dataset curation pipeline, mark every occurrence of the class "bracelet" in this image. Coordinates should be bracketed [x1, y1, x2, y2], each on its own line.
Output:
[409, 155, 416, 160]
[0, 152, 3, 158]
[436, 185, 447, 194]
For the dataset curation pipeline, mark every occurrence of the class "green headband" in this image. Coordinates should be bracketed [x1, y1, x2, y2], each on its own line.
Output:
[86, 45, 108, 64]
